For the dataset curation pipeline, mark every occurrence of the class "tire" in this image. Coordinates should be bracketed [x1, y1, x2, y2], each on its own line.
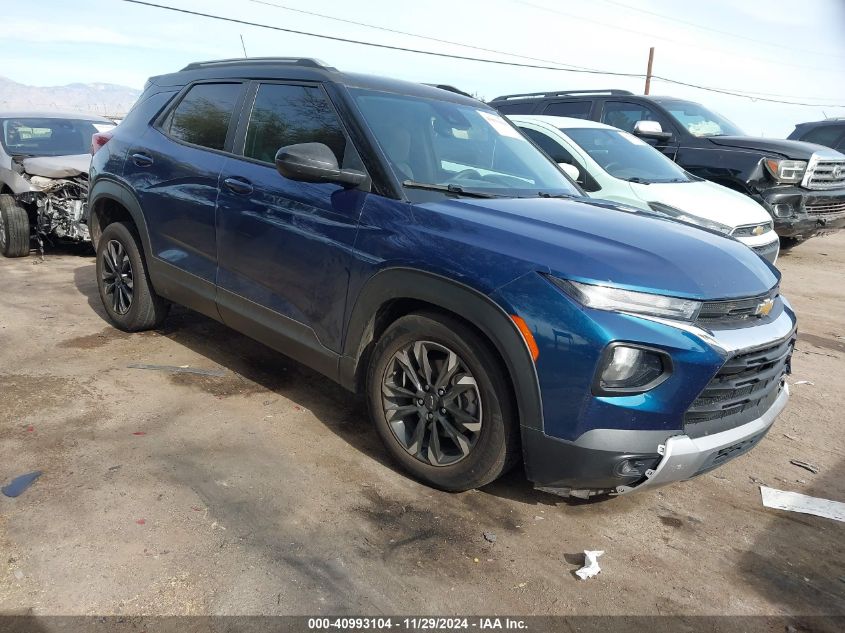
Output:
[779, 236, 803, 251]
[0, 194, 31, 258]
[367, 311, 519, 492]
[96, 221, 169, 331]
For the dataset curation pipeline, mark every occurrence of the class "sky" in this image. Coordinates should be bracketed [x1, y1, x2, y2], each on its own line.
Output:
[2, 0, 844, 137]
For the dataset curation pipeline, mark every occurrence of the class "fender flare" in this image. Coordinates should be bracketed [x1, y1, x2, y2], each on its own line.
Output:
[340, 268, 544, 431]
[87, 178, 153, 262]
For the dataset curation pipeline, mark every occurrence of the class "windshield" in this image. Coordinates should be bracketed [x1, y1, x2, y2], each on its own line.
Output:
[564, 127, 692, 183]
[1, 117, 114, 157]
[350, 89, 579, 197]
[661, 101, 744, 137]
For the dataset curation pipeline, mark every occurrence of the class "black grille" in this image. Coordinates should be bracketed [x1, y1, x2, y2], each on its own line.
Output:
[696, 288, 779, 324]
[684, 333, 795, 438]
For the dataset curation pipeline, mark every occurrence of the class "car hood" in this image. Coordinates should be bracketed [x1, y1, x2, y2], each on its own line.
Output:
[628, 180, 771, 228]
[706, 136, 825, 159]
[21, 154, 91, 179]
[419, 196, 778, 300]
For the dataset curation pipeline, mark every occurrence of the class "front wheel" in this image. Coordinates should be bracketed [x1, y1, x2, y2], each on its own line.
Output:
[0, 194, 31, 258]
[96, 221, 169, 331]
[367, 312, 519, 491]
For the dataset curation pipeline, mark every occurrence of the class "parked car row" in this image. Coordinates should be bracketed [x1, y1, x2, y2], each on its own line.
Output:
[61, 58, 797, 499]
[490, 90, 845, 246]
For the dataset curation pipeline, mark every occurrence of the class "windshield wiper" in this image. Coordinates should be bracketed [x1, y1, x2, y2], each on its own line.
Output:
[402, 180, 501, 199]
[624, 177, 652, 184]
[537, 191, 575, 199]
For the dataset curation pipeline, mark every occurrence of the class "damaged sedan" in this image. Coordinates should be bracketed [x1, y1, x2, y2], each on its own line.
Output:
[0, 112, 115, 257]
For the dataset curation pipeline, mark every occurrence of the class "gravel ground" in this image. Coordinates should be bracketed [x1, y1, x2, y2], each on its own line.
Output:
[0, 234, 843, 621]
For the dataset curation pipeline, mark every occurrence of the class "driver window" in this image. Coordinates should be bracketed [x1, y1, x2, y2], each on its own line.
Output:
[601, 101, 669, 134]
[244, 83, 363, 170]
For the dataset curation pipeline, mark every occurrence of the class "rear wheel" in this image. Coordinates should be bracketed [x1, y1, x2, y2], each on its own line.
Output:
[96, 221, 169, 331]
[367, 312, 519, 491]
[0, 194, 31, 258]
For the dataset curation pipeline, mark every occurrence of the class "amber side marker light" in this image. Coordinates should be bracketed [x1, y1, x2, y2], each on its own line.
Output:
[511, 315, 540, 362]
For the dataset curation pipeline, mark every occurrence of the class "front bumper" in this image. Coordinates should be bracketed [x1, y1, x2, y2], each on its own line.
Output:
[761, 186, 845, 240]
[615, 383, 788, 494]
[522, 301, 796, 497]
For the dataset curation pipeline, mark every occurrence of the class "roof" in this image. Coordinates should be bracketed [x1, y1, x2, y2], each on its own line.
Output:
[0, 110, 114, 122]
[151, 58, 484, 108]
[507, 114, 617, 131]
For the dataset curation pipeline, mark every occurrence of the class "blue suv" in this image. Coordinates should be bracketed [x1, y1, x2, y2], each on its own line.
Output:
[87, 58, 796, 497]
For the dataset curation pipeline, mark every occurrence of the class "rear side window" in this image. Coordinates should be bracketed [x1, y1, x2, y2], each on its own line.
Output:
[492, 102, 534, 115]
[799, 125, 845, 149]
[542, 101, 592, 119]
[243, 83, 354, 167]
[167, 83, 242, 151]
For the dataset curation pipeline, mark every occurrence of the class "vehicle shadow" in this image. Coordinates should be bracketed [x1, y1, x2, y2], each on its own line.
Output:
[70, 261, 613, 507]
[738, 457, 845, 623]
[72, 262, 397, 477]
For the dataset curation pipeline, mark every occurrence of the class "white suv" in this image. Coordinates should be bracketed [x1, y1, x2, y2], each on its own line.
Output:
[510, 115, 780, 263]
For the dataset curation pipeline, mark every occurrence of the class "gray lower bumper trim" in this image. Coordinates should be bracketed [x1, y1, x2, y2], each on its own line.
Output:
[615, 383, 789, 494]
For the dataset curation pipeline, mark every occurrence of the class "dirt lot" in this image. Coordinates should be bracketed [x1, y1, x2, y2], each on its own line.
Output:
[1, 235, 844, 620]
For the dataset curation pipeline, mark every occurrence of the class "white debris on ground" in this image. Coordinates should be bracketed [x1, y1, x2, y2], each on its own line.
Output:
[760, 487, 845, 523]
[575, 550, 604, 580]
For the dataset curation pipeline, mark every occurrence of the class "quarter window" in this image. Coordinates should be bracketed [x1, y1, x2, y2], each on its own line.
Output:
[167, 83, 242, 151]
[521, 127, 576, 164]
[244, 83, 355, 167]
[542, 101, 592, 119]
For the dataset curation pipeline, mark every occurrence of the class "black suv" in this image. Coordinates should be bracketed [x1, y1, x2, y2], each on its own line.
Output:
[490, 90, 845, 244]
[788, 118, 845, 152]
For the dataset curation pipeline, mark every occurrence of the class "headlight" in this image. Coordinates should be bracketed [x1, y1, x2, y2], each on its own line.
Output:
[550, 277, 702, 321]
[647, 201, 732, 235]
[764, 159, 806, 184]
[731, 220, 773, 237]
[594, 344, 672, 394]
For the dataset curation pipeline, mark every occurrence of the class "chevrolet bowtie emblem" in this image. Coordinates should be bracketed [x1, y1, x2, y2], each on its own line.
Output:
[755, 298, 774, 317]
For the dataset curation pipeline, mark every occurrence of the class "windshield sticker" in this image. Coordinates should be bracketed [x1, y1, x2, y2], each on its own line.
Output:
[478, 110, 522, 139]
[687, 121, 722, 136]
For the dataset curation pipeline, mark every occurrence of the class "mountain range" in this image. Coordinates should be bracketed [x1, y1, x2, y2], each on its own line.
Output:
[0, 76, 141, 117]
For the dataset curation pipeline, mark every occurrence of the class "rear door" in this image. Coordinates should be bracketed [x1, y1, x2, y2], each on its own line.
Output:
[123, 81, 246, 314]
[215, 81, 370, 367]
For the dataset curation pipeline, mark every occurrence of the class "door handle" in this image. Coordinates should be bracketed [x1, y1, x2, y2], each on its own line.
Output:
[131, 152, 153, 167]
[223, 177, 254, 195]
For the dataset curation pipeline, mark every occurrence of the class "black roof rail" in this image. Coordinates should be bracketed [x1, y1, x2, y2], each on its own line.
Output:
[491, 89, 634, 101]
[181, 57, 335, 71]
[423, 83, 474, 98]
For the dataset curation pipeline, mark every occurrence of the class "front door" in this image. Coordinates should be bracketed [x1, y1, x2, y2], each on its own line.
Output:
[215, 82, 370, 370]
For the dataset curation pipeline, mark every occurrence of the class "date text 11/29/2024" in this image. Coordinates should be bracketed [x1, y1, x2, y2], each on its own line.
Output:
[308, 617, 528, 630]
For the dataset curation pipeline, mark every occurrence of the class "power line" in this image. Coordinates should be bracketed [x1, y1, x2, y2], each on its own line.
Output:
[241, 0, 845, 102]
[244, 0, 594, 72]
[511, 0, 843, 75]
[119, 0, 845, 108]
[596, 0, 845, 60]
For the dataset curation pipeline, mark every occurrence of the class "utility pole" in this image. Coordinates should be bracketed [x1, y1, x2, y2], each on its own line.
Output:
[644, 47, 655, 95]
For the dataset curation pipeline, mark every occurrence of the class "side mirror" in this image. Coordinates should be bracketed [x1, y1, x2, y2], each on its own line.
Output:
[632, 120, 672, 141]
[275, 142, 366, 187]
[559, 162, 581, 181]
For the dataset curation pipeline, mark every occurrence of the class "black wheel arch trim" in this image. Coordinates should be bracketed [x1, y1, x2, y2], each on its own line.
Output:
[87, 177, 154, 261]
[339, 267, 544, 431]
